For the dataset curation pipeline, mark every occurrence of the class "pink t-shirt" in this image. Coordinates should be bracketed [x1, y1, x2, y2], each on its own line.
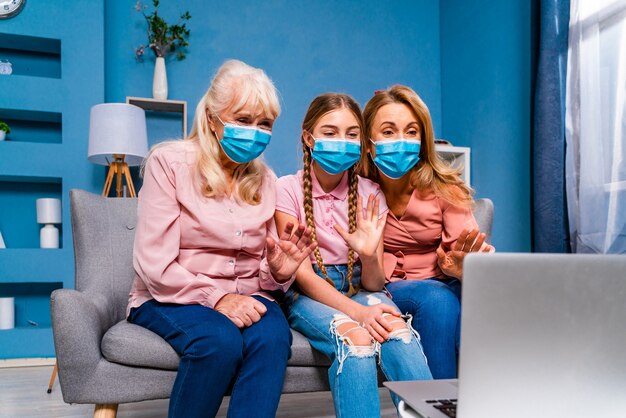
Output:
[275, 169, 388, 265]
[127, 140, 291, 316]
[383, 190, 478, 281]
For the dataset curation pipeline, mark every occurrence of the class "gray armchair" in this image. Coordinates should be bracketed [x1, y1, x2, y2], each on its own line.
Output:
[51, 190, 493, 418]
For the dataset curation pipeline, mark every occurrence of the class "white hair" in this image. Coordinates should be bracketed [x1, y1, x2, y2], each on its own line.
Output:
[145, 60, 281, 204]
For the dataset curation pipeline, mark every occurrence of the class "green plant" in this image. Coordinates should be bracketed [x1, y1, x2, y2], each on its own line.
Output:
[134, 0, 191, 62]
[0, 121, 10, 134]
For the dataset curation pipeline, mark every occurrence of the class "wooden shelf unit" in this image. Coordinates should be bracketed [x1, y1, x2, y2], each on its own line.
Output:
[126, 96, 188, 139]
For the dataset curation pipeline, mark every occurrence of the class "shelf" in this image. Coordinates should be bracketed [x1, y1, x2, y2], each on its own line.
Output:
[0, 250, 71, 284]
[0, 76, 63, 113]
[0, 142, 66, 177]
[0, 178, 63, 249]
[435, 144, 471, 184]
[0, 33, 61, 79]
[127, 96, 188, 139]
[0, 108, 62, 144]
[0, 326, 55, 359]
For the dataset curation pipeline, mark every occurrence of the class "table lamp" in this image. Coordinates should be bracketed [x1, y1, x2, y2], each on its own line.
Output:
[36, 198, 62, 248]
[88, 103, 148, 197]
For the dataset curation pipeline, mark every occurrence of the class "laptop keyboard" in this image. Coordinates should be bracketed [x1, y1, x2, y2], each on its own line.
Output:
[426, 399, 458, 417]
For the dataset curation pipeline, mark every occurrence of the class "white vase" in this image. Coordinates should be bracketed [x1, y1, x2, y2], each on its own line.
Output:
[40, 224, 60, 248]
[153, 56, 168, 100]
[0, 297, 14, 330]
[0, 131, 5, 141]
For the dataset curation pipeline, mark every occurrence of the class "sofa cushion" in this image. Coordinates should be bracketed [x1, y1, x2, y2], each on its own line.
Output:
[101, 320, 330, 370]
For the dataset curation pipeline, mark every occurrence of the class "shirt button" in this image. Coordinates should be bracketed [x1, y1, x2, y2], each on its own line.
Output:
[228, 260, 234, 266]
[229, 208, 234, 214]
[235, 230, 242, 236]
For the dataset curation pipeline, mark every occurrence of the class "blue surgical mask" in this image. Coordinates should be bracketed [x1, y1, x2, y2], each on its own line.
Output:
[216, 116, 272, 164]
[370, 138, 421, 179]
[310, 137, 361, 175]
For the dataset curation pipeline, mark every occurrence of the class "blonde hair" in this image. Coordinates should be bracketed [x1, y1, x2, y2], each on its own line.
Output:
[301, 93, 365, 297]
[362, 85, 473, 208]
[143, 59, 280, 204]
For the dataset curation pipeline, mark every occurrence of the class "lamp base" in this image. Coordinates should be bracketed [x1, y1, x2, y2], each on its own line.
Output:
[40, 224, 59, 248]
[103, 155, 137, 198]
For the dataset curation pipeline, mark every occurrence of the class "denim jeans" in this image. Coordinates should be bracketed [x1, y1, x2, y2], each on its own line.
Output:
[285, 264, 432, 418]
[128, 296, 292, 418]
[386, 278, 461, 379]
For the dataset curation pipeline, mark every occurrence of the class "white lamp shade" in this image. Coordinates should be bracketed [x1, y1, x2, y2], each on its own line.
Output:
[88, 103, 149, 166]
[36, 198, 62, 224]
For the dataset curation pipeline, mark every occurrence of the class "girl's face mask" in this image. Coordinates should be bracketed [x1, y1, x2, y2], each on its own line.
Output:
[310, 136, 362, 175]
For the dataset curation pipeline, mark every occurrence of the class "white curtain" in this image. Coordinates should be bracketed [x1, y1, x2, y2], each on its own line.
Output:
[565, 0, 626, 253]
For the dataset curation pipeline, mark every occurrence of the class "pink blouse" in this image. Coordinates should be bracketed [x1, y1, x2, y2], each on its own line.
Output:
[383, 190, 478, 281]
[127, 140, 292, 316]
[275, 169, 388, 265]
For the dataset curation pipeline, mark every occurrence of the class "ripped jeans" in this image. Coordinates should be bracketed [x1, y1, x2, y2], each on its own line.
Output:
[285, 264, 433, 418]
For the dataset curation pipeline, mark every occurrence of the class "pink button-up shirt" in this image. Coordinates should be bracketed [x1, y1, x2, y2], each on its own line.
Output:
[127, 140, 292, 316]
[275, 169, 388, 265]
[383, 190, 478, 281]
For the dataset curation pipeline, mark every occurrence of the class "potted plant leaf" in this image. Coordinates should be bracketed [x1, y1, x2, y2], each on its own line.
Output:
[134, 0, 191, 100]
[0, 121, 10, 141]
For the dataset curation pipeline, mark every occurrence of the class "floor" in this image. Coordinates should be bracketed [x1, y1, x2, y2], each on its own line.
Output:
[0, 365, 398, 417]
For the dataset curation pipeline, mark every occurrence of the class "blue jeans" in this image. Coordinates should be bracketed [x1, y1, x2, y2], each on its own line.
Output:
[128, 296, 292, 418]
[386, 278, 461, 379]
[285, 264, 432, 418]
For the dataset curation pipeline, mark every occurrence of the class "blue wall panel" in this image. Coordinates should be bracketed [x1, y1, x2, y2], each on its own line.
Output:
[440, 0, 532, 252]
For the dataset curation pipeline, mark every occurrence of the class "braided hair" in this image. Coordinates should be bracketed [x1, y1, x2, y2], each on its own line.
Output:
[301, 93, 366, 297]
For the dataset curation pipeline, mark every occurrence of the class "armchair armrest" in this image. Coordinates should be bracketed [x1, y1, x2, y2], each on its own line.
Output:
[50, 288, 112, 396]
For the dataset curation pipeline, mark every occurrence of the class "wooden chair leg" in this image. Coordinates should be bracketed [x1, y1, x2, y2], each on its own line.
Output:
[94, 404, 118, 418]
[46, 362, 58, 393]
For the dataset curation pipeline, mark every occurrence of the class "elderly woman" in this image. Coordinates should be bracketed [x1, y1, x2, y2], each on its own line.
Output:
[362, 85, 494, 379]
[127, 60, 316, 418]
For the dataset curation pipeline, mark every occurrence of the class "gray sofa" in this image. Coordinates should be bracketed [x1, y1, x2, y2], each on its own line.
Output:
[51, 189, 493, 418]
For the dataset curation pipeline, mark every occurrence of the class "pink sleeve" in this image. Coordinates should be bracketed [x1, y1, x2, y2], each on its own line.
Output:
[275, 175, 301, 219]
[132, 149, 227, 308]
[440, 198, 479, 251]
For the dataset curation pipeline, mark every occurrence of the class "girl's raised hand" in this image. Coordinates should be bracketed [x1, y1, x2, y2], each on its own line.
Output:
[334, 194, 386, 259]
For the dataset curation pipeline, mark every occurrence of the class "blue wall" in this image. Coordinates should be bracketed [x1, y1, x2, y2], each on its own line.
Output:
[440, 0, 532, 252]
[105, 0, 442, 176]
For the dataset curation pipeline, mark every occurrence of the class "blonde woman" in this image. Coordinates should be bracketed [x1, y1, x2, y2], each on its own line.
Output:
[275, 93, 432, 418]
[362, 85, 494, 379]
[127, 60, 316, 418]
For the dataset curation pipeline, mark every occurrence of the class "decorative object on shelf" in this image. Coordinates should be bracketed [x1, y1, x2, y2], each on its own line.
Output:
[0, 60, 12, 76]
[88, 103, 149, 197]
[0, 0, 26, 19]
[36, 198, 62, 248]
[134, 0, 191, 100]
[0, 121, 9, 141]
[0, 297, 14, 330]
[0, 229, 5, 248]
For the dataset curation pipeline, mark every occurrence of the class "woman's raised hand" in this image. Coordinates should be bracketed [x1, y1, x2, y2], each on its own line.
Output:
[436, 228, 495, 279]
[266, 222, 317, 283]
[334, 195, 386, 259]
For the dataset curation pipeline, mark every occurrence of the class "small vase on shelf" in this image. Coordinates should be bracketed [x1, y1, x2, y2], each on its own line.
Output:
[153, 57, 168, 100]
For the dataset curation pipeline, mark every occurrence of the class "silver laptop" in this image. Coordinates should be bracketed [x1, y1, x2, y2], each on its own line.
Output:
[385, 253, 626, 418]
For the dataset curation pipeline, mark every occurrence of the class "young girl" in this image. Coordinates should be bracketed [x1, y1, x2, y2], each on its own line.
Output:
[275, 93, 432, 418]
